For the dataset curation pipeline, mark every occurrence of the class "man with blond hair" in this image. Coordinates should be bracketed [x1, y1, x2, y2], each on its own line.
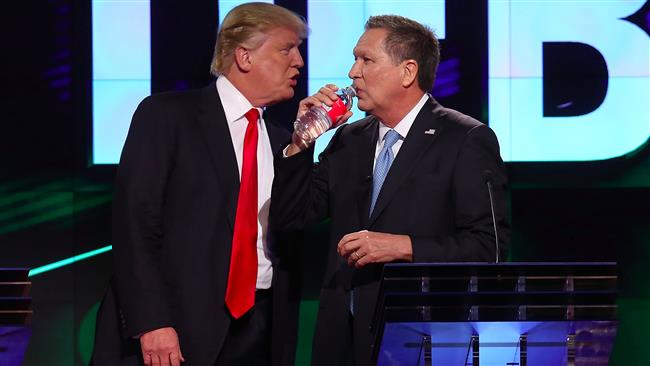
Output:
[95, 3, 307, 365]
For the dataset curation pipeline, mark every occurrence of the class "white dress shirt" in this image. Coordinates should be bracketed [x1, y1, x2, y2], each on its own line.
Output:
[373, 93, 430, 168]
[216, 75, 274, 289]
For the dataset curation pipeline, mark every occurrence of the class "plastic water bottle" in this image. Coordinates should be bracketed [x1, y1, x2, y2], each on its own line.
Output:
[292, 86, 356, 149]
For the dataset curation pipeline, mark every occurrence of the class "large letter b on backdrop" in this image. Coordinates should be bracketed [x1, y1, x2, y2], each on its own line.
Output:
[489, 0, 650, 162]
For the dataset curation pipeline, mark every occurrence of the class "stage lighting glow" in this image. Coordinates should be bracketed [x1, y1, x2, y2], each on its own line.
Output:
[28, 245, 113, 277]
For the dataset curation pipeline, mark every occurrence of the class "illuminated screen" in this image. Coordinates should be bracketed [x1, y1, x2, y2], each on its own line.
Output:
[489, 1, 650, 161]
[92, 0, 151, 165]
[92, 0, 649, 164]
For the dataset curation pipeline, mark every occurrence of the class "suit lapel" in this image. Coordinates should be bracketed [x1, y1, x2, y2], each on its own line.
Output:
[356, 118, 380, 227]
[263, 110, 291, 156]
[368, 97, 445, 226]
[196, 84, 240, 230]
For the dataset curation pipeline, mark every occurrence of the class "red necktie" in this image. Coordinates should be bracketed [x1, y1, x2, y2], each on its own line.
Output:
[225, 108, 259, 319]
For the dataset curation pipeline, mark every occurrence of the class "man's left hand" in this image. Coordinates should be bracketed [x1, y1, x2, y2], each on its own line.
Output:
[337, 230, 413, 268]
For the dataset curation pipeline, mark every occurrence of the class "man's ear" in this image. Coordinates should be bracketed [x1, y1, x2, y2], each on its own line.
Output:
[401, 59, 418, 88]
[234, 46, 253, 72]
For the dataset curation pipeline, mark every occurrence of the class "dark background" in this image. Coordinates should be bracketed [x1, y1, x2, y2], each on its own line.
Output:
[1, 1, 648, 365]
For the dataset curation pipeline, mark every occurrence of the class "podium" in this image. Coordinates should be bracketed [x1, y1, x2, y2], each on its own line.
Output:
[371, 262, 617, 366]
[0, 268, 32, 364]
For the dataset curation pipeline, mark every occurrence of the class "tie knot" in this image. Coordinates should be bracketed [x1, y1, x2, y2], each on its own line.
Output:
[244, 108, 259, 124]
[383, 129, 400, 148]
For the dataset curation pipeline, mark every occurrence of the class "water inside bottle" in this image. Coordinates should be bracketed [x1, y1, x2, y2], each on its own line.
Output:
[302, 109, 330, 140]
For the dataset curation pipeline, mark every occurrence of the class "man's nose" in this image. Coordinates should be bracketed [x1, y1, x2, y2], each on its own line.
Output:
[293, 49, 304, 68]
[348, 61, 360, 79]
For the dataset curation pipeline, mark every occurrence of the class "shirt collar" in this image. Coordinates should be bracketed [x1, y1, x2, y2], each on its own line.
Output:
[378, 93, 429, 142]
[216, 75, 262, 124]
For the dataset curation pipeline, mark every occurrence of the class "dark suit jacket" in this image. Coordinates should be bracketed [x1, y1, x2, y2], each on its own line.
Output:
[270, 96, 510, 366]
[92, 84, 301, 365]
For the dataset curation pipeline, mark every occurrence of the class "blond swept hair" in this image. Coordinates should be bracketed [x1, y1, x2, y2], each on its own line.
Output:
[210, 2, 308, 76]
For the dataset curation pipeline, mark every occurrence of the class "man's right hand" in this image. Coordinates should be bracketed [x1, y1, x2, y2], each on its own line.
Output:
[286, 84, 353, 157]
[140, 327, 185, 366]
[296, 84, 342, 119]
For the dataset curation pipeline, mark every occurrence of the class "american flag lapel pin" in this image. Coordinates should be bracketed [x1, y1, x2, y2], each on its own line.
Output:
[424, 128, 436, 135]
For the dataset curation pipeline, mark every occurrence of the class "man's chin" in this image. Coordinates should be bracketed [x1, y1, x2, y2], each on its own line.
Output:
[266, 89, 295, 106]
[281, 89, 295, 102]
[357, 100, 371, 113]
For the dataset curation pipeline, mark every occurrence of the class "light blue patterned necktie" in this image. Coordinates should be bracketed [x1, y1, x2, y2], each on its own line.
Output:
[369, 129, 401, 216]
